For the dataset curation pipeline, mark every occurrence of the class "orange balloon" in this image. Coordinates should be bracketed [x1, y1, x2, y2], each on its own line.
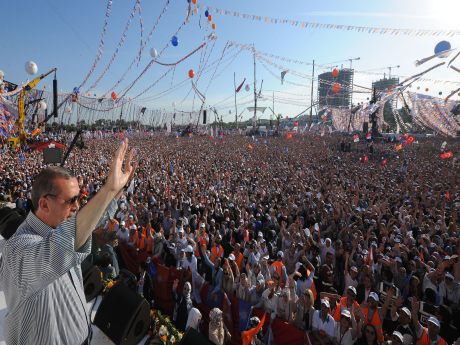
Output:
[192, 0, 197, 3]
[208, 15, 212, 22]
[111, 91, 117, 100]
[331, 68, 339, 78]
[212, 23, 216, 30]
[332, 83, 341, 94]
[188, 69, 195, 78]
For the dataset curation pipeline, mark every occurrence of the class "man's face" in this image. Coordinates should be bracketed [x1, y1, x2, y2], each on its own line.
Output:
[39, 177, 80, 228]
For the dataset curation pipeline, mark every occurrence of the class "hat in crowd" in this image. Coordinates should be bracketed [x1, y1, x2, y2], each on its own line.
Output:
[400, 307, 411, 317]
[277, 251, 284, 259]
[258, 231, 263, 238]
[392, 331, 404, 344]
[347, 286, 357, 296]
[185, 245, 194, 253]
[228, 253, 236, 261]
[129, 214, 134, 219]
[395, 257, 403, 264]
[368, 292, 379, 302]
[350, 266, 358, 273]
[129, 224, 137, 230]
[120, 220, 126, 226]
[200, 223, 206, 228]
[445, 272, 454, 280]
[427, 316, 440, 328]
[320, 299, 330, 308]
[178, 228, 184, 233]
[341, 309, 351, 319]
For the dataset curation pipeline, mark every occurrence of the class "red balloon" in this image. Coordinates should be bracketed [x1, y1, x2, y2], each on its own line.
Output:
[191, 0, 197, 3]
[208, 15, 212, 22]
[188, 69, 195, 78]
[332, 68, 339, 78]
[212, 23, 216, 30]
[111, 91, 117, 100]
[332, 83, 341, 94]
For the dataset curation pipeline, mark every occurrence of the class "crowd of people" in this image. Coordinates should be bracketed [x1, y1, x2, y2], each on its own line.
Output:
[0, 131, 459, 345]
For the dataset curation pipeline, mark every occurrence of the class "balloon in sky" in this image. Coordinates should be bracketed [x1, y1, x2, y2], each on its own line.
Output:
[332, 83, 341, 94]
[192, 0, 197, 4]
[212, 23, 216, 30]
[150, 48, 158, 59]
[245, 84, 250, 92]
[65, 106, 72, 113]
[434, 41, 451, 57]
[331, 68, 339, 78]
[38, 100, 47, 111]
[73, 87, 80, 94]
[188, 69, 195, 78]
[25, 61, 38, 75]
[205, 9, 209, 17]
[111, 91, 117, 100]
[208, 15, 212, 22]
[171, 36, 179, 47]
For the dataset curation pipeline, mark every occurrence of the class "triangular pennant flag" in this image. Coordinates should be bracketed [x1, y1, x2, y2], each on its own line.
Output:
[235, 78, 246, 93]
[281, 70, 288, 84]
[241, 313, 266, 345]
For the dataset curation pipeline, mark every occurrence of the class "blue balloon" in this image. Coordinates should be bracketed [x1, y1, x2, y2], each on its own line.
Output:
[171, 36, 178, 47]
[434, 41, 451, 55]
[205, 10, 209, 17]
[73, 87, 80, 94]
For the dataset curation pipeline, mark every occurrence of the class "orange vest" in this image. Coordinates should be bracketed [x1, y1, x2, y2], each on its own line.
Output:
[332, 297, 359, 321]
[235, 252, 244, 270]
[146, 236, 154, 253]
[210, 245, 224, 264]
[137, 234, 146, 250]
[362, 307, 384, 342]
[195, 234, 208, 257]
[419, 328, 446, 345]
[107, 219, 118, 232]
[271, 261, 284, 281]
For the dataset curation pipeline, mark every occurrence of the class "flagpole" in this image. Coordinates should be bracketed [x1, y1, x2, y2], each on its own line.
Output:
[309, 59, 315, 128]
[234, 72, 238, 129]
[253, 44, 257, 130]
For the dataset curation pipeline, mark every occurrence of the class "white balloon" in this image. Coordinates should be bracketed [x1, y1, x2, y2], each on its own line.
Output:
[0, 70, 4, 79]
[38, 100, 47, 111]
[150, 48, 158, 59]
[245, 84, 250, 92]
[65, 106, 72, 113]
[25, 61, 38, 75]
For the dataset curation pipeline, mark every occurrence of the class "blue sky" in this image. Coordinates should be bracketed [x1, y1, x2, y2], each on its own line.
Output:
[1, 0, 459, 123]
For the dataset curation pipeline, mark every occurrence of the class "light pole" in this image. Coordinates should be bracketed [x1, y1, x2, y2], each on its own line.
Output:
[347, 57, 360, 132]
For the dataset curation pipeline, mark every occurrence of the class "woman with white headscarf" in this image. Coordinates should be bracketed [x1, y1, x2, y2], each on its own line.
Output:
[185, 307, 202, 332]
[208, 308, 231, 345]
[172, 279, 193, 331]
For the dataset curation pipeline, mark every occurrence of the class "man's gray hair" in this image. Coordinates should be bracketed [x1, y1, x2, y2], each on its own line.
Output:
[31, 166, 74, 210]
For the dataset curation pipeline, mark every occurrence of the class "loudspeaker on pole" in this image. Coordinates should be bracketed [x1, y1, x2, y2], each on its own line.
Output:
[203, 110, 207, 124]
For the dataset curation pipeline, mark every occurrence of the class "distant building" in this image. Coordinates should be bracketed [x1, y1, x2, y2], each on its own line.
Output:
[372, 77, 399, 109]
[318, 68, 354, 108]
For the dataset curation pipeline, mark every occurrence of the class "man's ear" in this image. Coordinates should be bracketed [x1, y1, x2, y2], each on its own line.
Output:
[38, 196, 51, 214]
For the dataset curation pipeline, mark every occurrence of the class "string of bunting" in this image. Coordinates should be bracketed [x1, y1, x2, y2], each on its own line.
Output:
[100, 0, 172, 98]
[201, 5, 460, 37]
[113, 6, 200, 101]
[78, 0, 113, 89]
[86, 0, 141, 92]
[137, 0, 144, 65]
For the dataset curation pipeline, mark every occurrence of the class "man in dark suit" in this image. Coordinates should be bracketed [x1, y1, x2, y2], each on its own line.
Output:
[100, 231, 120, 277]
[138, 262, 153, 306]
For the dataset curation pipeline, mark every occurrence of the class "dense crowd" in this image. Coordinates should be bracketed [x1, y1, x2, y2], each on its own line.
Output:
[1, 131, 459, 345]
